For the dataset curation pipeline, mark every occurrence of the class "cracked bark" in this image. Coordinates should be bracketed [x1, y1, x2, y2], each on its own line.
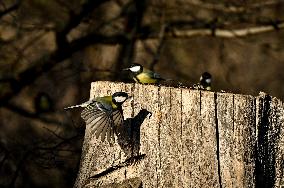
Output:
[74, 82, 284, 188]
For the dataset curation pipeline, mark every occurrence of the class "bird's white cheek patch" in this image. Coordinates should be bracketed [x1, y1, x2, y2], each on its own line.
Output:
[114, 96, 127, 103]
[129, 66, 141, 72]
[205, 78, 211, 83]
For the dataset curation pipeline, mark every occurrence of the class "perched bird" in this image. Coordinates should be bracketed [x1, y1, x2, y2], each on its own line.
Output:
[64, 92, 129, 143]
[123, 63, 165, 84]
[199, 72, 212, 90]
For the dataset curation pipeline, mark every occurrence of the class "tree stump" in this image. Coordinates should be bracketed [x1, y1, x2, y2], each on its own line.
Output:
[74, 81, 284, 188]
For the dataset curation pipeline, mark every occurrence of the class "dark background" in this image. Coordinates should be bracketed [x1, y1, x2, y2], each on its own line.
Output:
[0, 0, 284, 187]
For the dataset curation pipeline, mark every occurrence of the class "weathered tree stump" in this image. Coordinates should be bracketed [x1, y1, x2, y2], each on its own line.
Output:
[74, 81, 284, 188]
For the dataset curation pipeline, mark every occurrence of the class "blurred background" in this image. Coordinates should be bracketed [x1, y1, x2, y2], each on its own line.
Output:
[0, 0, 284, 187]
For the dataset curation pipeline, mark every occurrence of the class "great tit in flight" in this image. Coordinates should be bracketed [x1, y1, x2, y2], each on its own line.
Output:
[124, 63, 165, 84]
[64, 92, 129, 143]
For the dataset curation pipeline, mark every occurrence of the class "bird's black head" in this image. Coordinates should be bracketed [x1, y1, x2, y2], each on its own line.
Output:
[112, 92, 129, 105]
[201, 72, 212, 79]
[124, 63, 143, 74]
[200, 72, 212, 83]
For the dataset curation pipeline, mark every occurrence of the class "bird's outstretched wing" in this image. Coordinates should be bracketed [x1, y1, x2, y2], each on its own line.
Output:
[80, 101, 123, 143]
[112, 108, 124, 127]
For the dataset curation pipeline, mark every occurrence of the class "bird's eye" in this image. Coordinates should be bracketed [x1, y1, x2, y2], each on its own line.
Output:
[129, 66, 141, 72]
[114, 96, 127, 103]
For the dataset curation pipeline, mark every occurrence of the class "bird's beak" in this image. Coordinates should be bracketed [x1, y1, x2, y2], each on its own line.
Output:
[123, 68, 130, 71]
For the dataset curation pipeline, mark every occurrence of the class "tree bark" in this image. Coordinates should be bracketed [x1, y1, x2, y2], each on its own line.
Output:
[74, 81, 284, 188]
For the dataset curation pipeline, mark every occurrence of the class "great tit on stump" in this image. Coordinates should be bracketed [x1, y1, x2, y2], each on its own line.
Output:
[64, 92, 129, 143]
[124, 63, 165, 84]
[199, 72, 212, 91]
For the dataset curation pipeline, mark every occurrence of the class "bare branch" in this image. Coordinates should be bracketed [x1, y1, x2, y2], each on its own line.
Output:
[0, 32, 129, 107]
[186, 0, 281, 13]
[0, 1, 20, 19]
[1, 16, 283, 107]
[56, 0, 111, 47]
[150, 24, 167, 70]
[43, 127, 66, 141]
[171, 23, 284, 38]
[113, 0, 147, 80]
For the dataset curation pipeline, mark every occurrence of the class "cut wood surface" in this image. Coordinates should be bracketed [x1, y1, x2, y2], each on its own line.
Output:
[74, 81, 284, 188]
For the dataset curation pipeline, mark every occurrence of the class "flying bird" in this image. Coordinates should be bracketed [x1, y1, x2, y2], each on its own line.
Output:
[64, 92, 129, 143]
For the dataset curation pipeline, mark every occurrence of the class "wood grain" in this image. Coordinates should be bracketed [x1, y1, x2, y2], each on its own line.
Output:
[74, 82, 284, 188]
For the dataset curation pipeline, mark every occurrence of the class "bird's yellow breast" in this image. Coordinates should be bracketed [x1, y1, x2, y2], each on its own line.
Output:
[135, 72, 159, 84]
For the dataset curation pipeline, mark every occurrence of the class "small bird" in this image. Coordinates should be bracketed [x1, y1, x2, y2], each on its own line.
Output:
[199, 72, 212, 90]
[64, 92, 129, 143]
[123, 63, 165, 84]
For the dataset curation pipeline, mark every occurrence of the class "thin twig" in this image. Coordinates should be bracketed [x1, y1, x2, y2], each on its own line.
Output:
[150, 23, 167, 70]
[186, 0, 281, 13]
[171, 23, 284, 38]
[43, 127, 66, 140]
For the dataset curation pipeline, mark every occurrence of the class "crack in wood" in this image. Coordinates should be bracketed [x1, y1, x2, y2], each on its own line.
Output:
[157, 86, 161, 187]
[214, 92, 223, 188]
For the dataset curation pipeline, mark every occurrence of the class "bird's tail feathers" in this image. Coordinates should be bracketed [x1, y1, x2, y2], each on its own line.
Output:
[64, 104, 83, 110]
[64, 100, 93, 110]
[164, 78, 173, 81]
